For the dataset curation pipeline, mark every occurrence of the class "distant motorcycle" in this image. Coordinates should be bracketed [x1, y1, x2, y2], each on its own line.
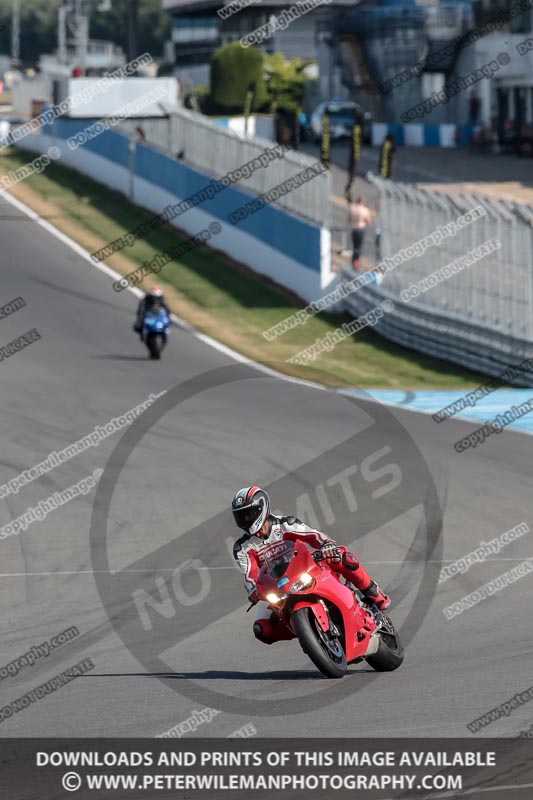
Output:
[255, 540, 404, 678]
[142, 307, 169, 360]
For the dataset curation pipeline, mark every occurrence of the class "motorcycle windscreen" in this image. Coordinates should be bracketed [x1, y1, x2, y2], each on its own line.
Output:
[263, 540, 295, 580]
[144, 311, 169, 331]
[145, 309, 168, 322]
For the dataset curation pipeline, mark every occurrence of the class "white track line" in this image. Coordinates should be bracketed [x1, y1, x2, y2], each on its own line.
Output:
[2, 191, 144, 294]
[2, 191, 326, 392]
[0, 558, 530, 577]
[5, 189, 531, 435]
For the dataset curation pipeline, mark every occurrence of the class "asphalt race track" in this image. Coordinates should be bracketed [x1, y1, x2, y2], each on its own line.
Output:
[1, 192, 532, 743]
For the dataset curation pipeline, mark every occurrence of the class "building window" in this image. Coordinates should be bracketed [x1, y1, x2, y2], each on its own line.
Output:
[473, 1, 532, 34]
[172, 17, 220, 43]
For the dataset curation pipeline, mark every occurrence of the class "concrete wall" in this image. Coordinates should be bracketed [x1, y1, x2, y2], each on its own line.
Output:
[16, 116, 334, 303]
[11, 76, 52, 118]
[371, 122, 475, 147]
[59, 78, 180, 118]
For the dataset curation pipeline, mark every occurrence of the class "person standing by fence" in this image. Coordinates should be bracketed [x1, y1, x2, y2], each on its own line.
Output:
[348, 196, 372, 270]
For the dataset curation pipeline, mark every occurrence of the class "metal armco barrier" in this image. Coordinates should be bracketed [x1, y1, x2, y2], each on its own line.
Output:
[341, 274, 533, 386]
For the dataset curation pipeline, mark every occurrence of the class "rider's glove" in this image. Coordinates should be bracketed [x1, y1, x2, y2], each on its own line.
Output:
[248, 589, 259, 605]
[321, 542, 341, 564]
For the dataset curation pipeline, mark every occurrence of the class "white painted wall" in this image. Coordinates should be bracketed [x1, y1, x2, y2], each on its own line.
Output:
[63, 78, 180, 118]
[11, 76, 52, 117]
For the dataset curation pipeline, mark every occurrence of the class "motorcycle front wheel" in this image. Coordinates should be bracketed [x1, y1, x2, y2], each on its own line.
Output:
[292, 607, 346, 679]
[147, 333, 162, 360]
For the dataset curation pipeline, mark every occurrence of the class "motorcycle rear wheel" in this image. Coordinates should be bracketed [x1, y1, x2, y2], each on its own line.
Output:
[366, 615, 404, 672]
[292, 607, 347, 679]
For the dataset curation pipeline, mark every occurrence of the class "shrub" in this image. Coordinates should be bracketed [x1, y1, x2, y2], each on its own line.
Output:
[264, 52, 308, 113]
[210, 42, 268, 113]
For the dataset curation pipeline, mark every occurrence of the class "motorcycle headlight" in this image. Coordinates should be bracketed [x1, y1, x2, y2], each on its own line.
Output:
[266, 592, 281, 604]
[290, 572, 315, 593]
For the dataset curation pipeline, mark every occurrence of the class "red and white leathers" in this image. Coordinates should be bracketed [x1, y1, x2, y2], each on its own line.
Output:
[233, 514, 389, 644]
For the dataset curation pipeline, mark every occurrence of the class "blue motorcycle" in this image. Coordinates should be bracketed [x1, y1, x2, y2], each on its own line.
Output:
[142, 306, 169, 360]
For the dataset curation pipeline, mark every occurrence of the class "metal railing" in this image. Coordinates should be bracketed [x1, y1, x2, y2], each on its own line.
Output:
[119, 108, 331, 227]
[366, 172, 533, 341]
[336, 173, 533, 381]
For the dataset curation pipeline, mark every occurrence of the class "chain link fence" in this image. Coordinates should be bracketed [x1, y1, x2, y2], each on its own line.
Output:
[119, 109, 331, 227]
[367, 173, 533, 341]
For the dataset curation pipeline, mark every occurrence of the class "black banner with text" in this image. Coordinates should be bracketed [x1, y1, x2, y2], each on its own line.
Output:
[0, 738, 531, 798]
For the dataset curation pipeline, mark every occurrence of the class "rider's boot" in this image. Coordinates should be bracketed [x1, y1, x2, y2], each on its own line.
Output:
[337, 551, 391, 610]
[253, 614, 294, 645]
[361, 579, 391, 611]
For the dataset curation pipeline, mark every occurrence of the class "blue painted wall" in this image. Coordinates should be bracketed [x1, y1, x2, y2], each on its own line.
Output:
[50, 117, 322, 273]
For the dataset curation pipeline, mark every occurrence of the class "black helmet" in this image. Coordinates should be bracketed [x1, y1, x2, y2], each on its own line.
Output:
[231, 486, 271, 536]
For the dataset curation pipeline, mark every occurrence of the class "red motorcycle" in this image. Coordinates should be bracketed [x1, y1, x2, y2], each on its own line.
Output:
[255, 540, 404, 678]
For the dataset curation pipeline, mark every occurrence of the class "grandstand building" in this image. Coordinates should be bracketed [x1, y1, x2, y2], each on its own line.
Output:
[162, 0, 533, 137]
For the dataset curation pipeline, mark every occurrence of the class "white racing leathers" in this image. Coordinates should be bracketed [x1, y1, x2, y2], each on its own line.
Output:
[233, 514, 334, 633]
[233, 515, 387, 639]
[233, 514, 333, 598]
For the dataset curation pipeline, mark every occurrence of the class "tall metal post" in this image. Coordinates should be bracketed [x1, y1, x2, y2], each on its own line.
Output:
[11, 0, 20, 65]
[128, 138, 136, 200]
[126, 0, 139, 64]
[58, 3, 68, 65]
[74, 0, 89, 75]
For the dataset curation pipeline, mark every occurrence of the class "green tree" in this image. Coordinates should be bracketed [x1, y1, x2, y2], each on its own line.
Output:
[210, 42, 268, 113]
[0, 0, 170, 68]
[0, 0, 61, 67]
[264, 52, 308, 113]
[90, 0, 170, 60]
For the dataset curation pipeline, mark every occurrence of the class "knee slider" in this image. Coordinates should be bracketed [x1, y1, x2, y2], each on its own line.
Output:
[342, 551, 360, 571]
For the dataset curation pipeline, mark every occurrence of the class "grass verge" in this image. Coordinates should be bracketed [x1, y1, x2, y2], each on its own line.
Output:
[0, 146, 486, 389]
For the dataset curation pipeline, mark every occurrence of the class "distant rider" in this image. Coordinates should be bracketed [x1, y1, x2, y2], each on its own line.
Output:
[133, 286, 170, 338]
[231, 486, 391, 645]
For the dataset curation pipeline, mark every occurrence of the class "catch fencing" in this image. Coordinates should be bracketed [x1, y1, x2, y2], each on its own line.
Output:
[365, 173, 533, 341]
[339, 173, 533, 383]
[118, 108, 330, 227]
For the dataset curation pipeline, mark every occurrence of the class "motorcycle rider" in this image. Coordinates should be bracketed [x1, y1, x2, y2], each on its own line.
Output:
[232, 486, 391, 645]
[133, 286, 170, 338]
